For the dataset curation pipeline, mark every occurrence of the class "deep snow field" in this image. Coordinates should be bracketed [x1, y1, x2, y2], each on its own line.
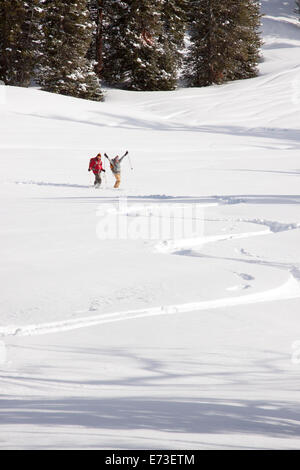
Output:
[0, 0, 300, 450]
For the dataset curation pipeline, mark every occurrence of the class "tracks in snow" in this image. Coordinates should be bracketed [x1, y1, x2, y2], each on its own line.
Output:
[1, 206, 300, 338]
[155, 228, 271, 255]
[0, 276, 299, 338]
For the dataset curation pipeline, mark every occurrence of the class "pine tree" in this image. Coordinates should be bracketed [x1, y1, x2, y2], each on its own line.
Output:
[0, 0, 44, 86]
[158, 0, 188, 85]
[39, 0, 103, 101]
[184, 0, 262, 87]
[102, 0, 183, 91]
[87, 0, 103, 77]
[296, 0, 300, 18]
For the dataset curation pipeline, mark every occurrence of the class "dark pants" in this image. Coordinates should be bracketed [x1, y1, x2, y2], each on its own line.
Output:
[94, 172, 102, 186]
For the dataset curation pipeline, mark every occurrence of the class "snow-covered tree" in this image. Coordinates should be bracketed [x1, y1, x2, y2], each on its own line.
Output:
[102, 0, 183, 91]
[184, 0, 262, 87]
[0, 0, 44, 86]
[159, 0, 188, 82]
[39, 0, 103, 101]
[87, 0, 103, 77]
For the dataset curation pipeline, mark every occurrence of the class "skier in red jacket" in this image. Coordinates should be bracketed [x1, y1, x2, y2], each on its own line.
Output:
[88, 153, 106, 187]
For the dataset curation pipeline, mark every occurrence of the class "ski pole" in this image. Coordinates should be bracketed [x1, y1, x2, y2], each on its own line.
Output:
[127, 152, 133, 170]
[103, 158, 107, 188]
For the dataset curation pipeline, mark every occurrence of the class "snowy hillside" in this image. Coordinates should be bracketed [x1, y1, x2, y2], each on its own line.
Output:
[0, 0, 300, 449]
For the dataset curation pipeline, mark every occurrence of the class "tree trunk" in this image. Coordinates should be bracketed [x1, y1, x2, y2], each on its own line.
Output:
[95, 0, 103, 78]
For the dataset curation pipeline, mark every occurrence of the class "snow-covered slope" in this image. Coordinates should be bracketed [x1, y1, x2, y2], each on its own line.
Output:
[0, 0, 300, 450]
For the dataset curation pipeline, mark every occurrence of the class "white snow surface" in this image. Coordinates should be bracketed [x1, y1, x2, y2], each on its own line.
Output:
[0, 0, 300, 449]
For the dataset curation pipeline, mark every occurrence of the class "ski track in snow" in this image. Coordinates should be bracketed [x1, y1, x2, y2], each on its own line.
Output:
[155, 228, 271, 254]
[0, 276, 299, 339]
[1, 209, 300, 339]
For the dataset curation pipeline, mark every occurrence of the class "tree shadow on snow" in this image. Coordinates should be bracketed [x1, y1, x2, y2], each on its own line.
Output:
[0, 395, 299, 439]
[1, 345, 300, 440]
[14, 111, 300, 150]
[261, 0, 297, 19]
[16, 181, 91, 189]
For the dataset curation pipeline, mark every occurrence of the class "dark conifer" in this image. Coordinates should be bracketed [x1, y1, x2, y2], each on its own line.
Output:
[102, 0, 183, 91]
[0, 0, 44, 86]
[184, 0, 262, 87]
[158, 0, 188, 86]
[87, 0, 104, 78]
[39, 0, 103, 101]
